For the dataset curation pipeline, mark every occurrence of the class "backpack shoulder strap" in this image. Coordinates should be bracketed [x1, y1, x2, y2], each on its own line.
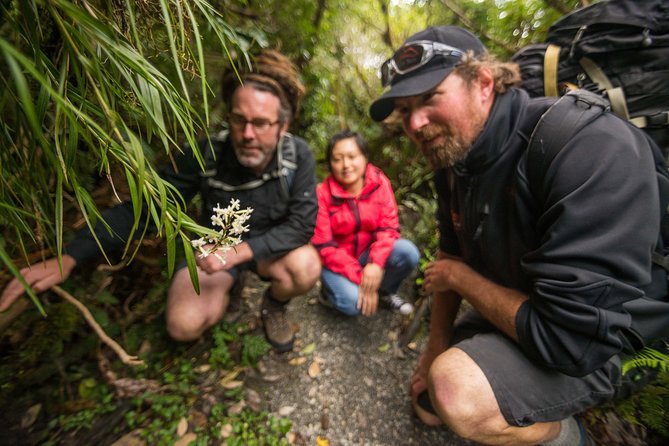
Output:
[203, 131, 298, 199]
[578, 57, 630, 121]
[277, 132, 297, 199]
[527, 89, 610, 200]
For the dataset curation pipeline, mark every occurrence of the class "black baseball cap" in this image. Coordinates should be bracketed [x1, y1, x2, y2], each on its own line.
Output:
[369, 26, 485, 122]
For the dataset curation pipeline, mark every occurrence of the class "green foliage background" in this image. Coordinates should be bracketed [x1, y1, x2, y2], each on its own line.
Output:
[6, 0, 667, 443]
[0, 0, 573, 290]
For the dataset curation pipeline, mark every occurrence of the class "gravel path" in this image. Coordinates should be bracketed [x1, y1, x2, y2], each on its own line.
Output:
[239, 276, 478, 446]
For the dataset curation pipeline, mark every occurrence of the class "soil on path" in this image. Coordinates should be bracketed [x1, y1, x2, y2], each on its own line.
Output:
[238, 275, 477, 446]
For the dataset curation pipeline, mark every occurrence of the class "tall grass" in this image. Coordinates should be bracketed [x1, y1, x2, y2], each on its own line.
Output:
[0, 0, 247, 310]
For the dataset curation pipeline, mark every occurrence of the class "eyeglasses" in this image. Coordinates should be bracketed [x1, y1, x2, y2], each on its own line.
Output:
[228, 113, 280, 133]
[380, 40, 465, 87]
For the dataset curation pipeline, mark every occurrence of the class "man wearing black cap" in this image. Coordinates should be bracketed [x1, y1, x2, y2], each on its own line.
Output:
[371, 25, 669, 445]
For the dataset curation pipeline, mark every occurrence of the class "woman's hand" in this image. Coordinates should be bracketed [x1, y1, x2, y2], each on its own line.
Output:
[357, 263, 383, 316]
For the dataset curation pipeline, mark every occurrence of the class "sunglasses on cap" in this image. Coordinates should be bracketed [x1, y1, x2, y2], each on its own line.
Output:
[380, 40, 465, 87]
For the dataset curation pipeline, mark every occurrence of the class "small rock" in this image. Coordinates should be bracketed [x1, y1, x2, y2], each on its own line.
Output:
[246, 388, 262, 412]
[278, 405, 296, 417]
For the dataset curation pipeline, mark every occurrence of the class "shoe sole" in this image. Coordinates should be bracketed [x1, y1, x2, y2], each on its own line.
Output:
[264, 331, 295, 353]
[399, 304, 414, 315]
[414, 390, 442, 426]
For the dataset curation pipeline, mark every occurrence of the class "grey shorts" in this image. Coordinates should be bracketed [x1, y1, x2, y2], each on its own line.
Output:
[451, 310, 655, 427]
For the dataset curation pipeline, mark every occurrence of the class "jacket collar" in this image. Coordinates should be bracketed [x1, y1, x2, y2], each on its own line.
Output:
[454, 88, 529, 175]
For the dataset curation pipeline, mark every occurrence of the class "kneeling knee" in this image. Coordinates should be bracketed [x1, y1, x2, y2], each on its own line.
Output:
[166, 306, 210, 342]
[428, 354, 500, 440]
[290, 262, 321, 295]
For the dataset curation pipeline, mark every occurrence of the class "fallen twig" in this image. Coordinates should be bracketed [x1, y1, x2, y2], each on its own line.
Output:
[52, 285, 144, 366]
[398, 295, 431, 348]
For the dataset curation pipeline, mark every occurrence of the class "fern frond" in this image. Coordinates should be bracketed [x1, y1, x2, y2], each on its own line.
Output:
[622, 345, 669, 375]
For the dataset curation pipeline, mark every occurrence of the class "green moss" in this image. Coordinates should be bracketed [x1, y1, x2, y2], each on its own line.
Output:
[19, 302, 81, 365]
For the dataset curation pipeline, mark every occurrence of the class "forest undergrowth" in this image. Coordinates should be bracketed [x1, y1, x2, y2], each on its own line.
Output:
[0, 197, 667, 445]
[0, 244, 295, 446]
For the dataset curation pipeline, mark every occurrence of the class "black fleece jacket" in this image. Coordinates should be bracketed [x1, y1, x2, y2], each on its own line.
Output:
[436, 88, 669, 377]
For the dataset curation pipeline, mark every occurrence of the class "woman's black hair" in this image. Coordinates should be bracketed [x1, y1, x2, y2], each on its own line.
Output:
[325, 129, 369, 170]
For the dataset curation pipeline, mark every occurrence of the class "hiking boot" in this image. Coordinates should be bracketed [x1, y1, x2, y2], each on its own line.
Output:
[261, 290, 295, 352]
[379, 293, 414, 315]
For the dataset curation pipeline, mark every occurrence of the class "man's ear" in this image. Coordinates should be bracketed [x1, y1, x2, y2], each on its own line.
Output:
[477, 67, 495, 105]
[279, 120, 289, 137]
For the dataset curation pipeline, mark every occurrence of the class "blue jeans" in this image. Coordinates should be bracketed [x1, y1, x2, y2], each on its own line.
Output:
[320, 238, 420, 316]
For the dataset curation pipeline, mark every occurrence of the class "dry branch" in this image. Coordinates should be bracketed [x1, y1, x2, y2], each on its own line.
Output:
[439, 0, 517, 54]
[52, 285, 144, 366]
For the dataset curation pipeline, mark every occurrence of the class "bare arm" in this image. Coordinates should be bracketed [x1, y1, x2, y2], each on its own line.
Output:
[423, 254, 527, 342]
[411, 250, 527, 402]
[0, 255, 77, 312]
[410, 251, 462, 401]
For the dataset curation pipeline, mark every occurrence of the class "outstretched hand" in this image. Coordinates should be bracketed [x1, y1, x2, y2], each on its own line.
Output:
[0, 255, 77, 312]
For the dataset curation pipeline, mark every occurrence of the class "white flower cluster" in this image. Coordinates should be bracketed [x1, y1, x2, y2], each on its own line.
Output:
[191, 199, 253, 264]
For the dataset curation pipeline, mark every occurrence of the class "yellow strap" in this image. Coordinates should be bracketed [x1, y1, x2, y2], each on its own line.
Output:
[579, 57, 614, 90]
[630, 113, 669, 129]
[543, 44, 561, 97]
[630, 116, 647, 128]
[606, 87, 631, 121]
[580, 57, 630, 120]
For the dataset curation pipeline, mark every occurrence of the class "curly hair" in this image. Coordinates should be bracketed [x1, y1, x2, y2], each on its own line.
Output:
[221, 50, 305, 124]
[454, 51, 521, 94]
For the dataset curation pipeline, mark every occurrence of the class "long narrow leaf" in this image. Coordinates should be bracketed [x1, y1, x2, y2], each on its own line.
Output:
[1, 49, 49, 152]
[181, 233, 199, 293]
[0, 236, 46, 316]
[55, 173, 64, 261]
[158, 0, 190, 101]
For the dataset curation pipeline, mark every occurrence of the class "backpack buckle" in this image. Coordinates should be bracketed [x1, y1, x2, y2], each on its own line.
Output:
[646, 112, 669, 128]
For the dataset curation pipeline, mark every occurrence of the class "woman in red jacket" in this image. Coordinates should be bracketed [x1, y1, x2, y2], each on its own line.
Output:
[312, 130, 420, 316]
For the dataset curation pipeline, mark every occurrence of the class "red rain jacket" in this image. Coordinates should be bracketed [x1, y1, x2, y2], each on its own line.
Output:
[312, 163, 400, 284]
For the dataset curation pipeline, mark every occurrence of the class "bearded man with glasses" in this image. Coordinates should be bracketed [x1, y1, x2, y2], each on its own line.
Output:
[370, 26, 669, 446]
[0, 50, 320, 353]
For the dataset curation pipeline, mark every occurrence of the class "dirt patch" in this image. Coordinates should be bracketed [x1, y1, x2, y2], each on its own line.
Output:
[238, 274, 477, 446]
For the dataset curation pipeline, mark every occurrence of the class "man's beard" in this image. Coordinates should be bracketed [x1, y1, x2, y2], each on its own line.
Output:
[415, 96, 487, 170]
[416, 124, 472, 169]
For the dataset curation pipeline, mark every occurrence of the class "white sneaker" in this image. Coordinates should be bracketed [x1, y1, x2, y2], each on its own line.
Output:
[379, 293, 414, 315]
